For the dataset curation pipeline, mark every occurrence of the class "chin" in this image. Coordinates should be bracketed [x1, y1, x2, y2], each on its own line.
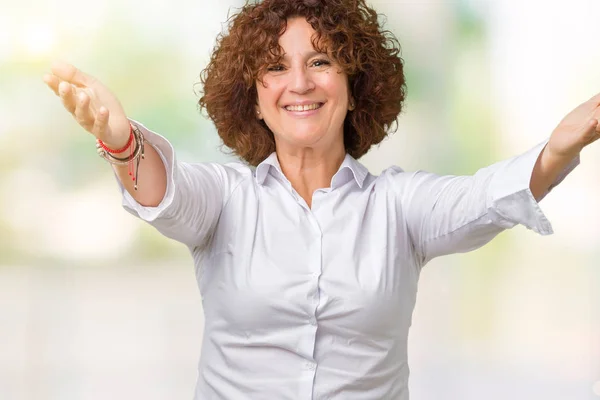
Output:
[286, 130, 326, 146]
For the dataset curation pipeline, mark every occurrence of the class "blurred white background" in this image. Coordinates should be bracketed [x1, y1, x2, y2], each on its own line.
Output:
[0, 0, 599, 399]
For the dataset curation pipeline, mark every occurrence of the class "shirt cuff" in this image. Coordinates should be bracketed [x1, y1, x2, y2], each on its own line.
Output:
[487, 139, 580, 236]
[117, 120, 177, 222]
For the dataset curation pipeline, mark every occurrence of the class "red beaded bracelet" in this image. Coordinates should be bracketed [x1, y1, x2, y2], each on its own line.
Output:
[97, 124, 134, 153]
[96, 123, 144, 189]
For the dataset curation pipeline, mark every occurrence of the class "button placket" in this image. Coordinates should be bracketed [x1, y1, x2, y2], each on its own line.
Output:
[310, 215, 322, 318]
[305, 211, 322, 338]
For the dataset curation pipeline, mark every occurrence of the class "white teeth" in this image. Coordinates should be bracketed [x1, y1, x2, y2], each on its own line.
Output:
[285, 103, 321, 112]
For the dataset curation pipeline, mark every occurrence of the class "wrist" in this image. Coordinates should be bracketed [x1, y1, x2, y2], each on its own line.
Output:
[543, 144, 578, 172]
[98, 125, 135, 154]
[96, 123, 146, 190]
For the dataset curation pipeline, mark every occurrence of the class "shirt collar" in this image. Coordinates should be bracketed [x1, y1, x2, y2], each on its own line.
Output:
[254, 152, 369, 189]
[255, 152, 282, 186]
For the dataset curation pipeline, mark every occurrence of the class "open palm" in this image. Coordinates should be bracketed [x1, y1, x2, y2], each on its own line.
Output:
[548, 93, 600, 159]
[43, 62, 131, 149]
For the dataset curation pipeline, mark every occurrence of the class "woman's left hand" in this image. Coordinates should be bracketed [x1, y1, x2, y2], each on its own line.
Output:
[547, 92, 600, 161]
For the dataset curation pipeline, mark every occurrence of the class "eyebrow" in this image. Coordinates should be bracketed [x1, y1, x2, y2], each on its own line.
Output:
[280, 51, 329, 61]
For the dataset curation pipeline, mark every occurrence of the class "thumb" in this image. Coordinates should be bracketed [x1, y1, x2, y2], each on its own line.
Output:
[50, 61, 94, 87]
[580, 118, 600, 144]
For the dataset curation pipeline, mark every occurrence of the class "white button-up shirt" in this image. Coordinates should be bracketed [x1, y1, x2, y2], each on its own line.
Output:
[120, 122, 577, 399]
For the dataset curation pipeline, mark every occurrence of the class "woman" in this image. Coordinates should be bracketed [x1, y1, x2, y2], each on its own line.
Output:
[43, 0, 598, 398]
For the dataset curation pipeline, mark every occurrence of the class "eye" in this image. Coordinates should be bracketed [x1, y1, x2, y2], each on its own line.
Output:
[267, 64, 285, 72]
[311, 59, 331, 67]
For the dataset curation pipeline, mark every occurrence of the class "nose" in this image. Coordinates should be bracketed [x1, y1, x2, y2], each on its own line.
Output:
[289, 66, 315, 94]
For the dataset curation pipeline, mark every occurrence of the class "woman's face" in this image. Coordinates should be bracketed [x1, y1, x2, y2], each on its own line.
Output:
[256, 17, 352, 153]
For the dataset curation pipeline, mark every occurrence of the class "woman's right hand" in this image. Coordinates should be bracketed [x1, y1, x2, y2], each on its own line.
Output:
[43, 61, 131, 149]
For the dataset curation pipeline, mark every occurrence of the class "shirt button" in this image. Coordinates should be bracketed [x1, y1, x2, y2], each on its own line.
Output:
[305, 362, 316, 371]
[311, 272, 319, 279]
[309, 317, 317, 325]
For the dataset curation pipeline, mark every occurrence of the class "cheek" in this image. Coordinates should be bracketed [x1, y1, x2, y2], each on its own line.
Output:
[322, 75, 349, 100]
[256, 78, 274, 101]
[255, 85, 268, 106]
[257, 87, 285, 111]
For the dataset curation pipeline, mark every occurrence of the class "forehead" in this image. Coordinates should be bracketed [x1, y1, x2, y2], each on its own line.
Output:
[278, 17, 324, 54]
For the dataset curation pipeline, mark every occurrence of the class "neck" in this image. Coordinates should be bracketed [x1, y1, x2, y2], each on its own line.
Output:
[275, 142, 346, 208]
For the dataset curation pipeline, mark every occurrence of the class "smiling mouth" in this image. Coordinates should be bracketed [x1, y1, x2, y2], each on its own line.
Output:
[284, 103, 324, 112]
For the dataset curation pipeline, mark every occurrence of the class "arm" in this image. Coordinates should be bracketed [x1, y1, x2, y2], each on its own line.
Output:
[397, 91, 600, 267]
[44, 62, 167, 207]
[530, 92, 600, 200]
[117, 122, 241, 249]
[529, 144, 575, 201]
[394, 141, 577, 267]
[110, 133, 167, 207]
[44, 62, 236, 248]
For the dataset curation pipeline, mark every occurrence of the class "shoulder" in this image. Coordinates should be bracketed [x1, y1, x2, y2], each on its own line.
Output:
[183, 159, 254, 179]
[177, 159, 256, 199]
[372, 164, 408, 187]
[370, 164, 435, 195]
[221, 160, 255, 178]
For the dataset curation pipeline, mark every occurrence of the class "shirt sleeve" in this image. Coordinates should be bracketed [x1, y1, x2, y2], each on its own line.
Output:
[116, 120, 245, 249]
[391, 140, 579, 267]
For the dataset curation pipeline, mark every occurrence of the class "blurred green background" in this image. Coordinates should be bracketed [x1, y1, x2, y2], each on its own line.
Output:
[1, 0, 599, 399]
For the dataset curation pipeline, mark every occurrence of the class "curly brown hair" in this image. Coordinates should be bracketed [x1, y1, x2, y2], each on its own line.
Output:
[198, 0, 406, 166]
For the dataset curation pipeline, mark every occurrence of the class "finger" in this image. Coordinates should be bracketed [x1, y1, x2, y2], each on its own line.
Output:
[590, 119, 600, 144]
[58, 81, 76, 114]
[74, 91, 94, 130]
[91, 107, 110, 138]
[43, 73, 60, 96]
[580, 118, 600, 145]
[50, 61, 93, 87]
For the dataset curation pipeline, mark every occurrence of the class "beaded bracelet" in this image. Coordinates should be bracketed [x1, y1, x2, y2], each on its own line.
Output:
[96, 123, 146, 190]
[97, 125, 134, 154]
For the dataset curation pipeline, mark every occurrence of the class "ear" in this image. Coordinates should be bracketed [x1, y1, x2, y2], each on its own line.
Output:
[348, 97, 356, 111]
